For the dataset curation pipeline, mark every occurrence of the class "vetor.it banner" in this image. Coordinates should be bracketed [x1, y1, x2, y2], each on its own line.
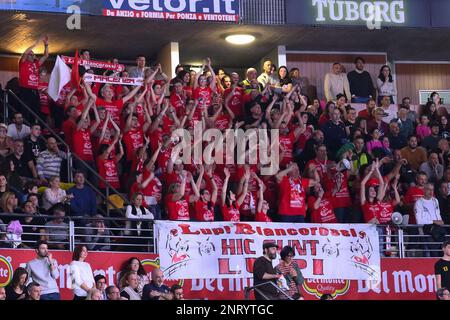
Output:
[0, 249, 436, 300]
[155, 221, 381, 281]
[102, 0, 240, 22]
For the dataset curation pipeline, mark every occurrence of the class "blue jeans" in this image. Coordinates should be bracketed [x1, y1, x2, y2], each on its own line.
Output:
[334, 207, 350, 223]
[279, 215, 305, 223]
[351, 96, 371, 104]
[40, 292, 61, 300]
[149, 204, 162, 220]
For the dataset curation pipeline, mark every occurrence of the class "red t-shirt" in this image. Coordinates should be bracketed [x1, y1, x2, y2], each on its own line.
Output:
[306, 159, 330, 180]
[362, 201, 381, 223]
[170, 93, 186, 117]
[19, 59, 40, 89]
[279, 132, 296, 167]
[193, 87, 213, 107]
[403, 187, 424, 224]
[278, 176, 310, 216]
[222, 203, 240, 221]
[62, 119, 77, 150]
[297, 127, 313, 150]
[323, 171, 352, 208]
[38, 82, 49, 114]
[97, 156, 120, 189]
[73, 128, 93, 161]
[166, 195, 190, 221]
[123, 129, 144, 161]
[377, 201, 395, 224]
[142, 169, 162, 202]
[96, 98, 124, 124]
[215, 114, 231, 131]
[224, 87, 245, 119]
[195, 200, 215, 222]
[255, 211, 272, 222]
[308, 196, 337, 223]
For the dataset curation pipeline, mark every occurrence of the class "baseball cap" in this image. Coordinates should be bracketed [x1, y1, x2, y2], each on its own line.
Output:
[0, 123, 7, 130]
[263, 242, 279, 250]
[367, 178, 380, 187]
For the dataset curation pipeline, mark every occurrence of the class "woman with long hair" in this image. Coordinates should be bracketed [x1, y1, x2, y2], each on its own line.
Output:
[377, 65, 396, 104]
[276, 66, 293, 94]
[318, 101, 336, 127]
[69, 245, 95, 300]
[0, 123, 11, 157]
[124, 192, 154, 250]
[221, 168, 249, 221]
[5, 267, 28, 300]
[118, 258, 149, 296]
[42, 176, 71, 212]
[119, 271, 141, 300]
[0, 191, 20, 215]
[275, 246, 305, 300]
[422, 101, 439, 123]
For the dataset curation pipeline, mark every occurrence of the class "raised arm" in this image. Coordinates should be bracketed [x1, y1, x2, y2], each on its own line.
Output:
[123, 85, 142, 104]
[99, 112, 111, 142]
[76, 99, 92, 130]
[172, 171, 187, 202]
[221, 167, 230, 205]
[116, 136, 124, 162]
[275, 163, 294, 183]
[124, 104, 135, 133]
[39, 36, 49, 66]
[89, 100, 101, 133]
[236, 170, 250, 206]
[195, 165, 205, 192]
[65, 88, 78, 108]
[360, 163, 376, 205]
[205, 58, 217, 92]
[145, 140, 161, 171]
[84, 81, 97, 100]
[257, 180, 265, 213]
[189, 173, 201, 202]
[374, 159, 386, 202]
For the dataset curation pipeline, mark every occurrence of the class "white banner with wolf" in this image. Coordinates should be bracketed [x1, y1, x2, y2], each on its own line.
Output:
[155, 221, 381, 281]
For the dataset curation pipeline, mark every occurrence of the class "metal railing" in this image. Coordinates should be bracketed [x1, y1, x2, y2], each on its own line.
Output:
[244, 281, 293, 300]
[3, 89, 131, 216]
[1, 213, 448, 257]
[0, 213, 155, 253]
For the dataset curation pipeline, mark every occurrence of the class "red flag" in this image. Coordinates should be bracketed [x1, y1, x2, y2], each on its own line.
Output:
[71, 49, 80, 90]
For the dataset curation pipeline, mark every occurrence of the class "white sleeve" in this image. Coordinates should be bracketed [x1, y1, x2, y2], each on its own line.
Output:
[414, 200, 426, 225]
[125, 206, 138, 219]
[434, 199, 443, 221]
[142, 208, 154, 220]
[70, 263, 83, 287]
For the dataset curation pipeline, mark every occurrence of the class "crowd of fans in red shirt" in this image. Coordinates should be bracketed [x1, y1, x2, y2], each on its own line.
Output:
[1, 37, 450, 252]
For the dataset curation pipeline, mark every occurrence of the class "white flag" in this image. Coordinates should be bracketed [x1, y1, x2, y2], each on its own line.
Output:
[48, 55, 71, 102]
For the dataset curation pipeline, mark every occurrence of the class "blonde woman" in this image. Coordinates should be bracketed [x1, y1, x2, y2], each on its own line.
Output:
[42, 176, 73, 211]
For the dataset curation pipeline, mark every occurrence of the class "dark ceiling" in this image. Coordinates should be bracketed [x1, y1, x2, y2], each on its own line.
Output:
[1, 11, 449, 69]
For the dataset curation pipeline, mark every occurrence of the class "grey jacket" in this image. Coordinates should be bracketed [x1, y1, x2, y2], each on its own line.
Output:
[26, 257, 60, 295]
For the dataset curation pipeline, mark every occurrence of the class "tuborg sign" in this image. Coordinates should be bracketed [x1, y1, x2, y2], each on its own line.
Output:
[286, 0, 431, 28]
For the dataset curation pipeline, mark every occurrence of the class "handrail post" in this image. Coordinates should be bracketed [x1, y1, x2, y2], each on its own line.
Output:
[67, 151, 73, 183]
[69, 220, 75, 252]
[398, 228, 404, 259]
[106, 187, 110, 217]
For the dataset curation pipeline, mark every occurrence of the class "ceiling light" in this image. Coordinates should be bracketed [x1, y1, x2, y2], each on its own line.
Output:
[225, 34, 255, 45]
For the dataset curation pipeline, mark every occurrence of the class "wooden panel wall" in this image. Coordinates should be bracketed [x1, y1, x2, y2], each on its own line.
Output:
[395, 63, 450, 105]
[286, 53, 387, 101]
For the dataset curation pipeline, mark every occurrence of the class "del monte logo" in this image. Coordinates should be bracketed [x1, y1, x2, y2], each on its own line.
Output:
[303, 279, 350, 299]
[0, 255, 13, 287]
